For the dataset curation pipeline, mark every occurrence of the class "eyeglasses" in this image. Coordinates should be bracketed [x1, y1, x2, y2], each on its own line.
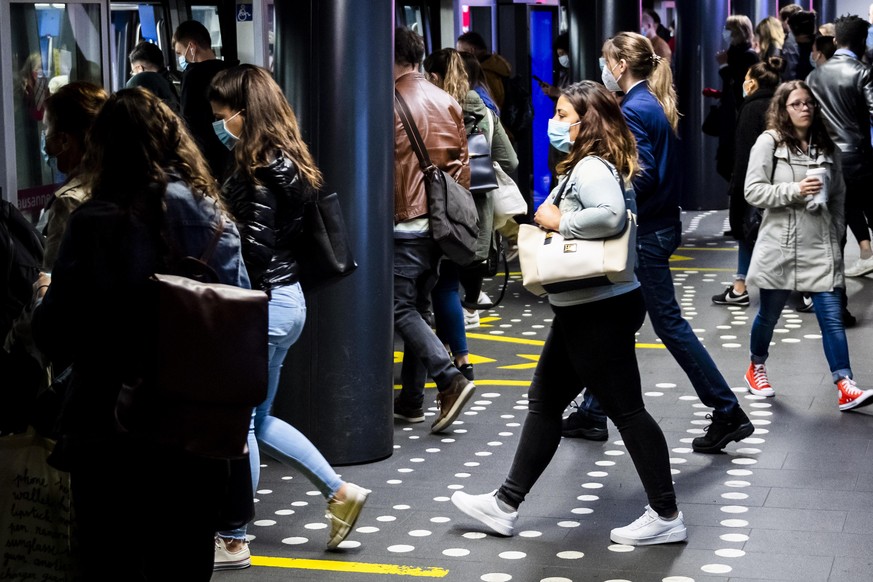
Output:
[787, 100, 817, 111]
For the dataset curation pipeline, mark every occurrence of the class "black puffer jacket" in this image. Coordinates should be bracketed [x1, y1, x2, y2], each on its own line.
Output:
[222, 153, 310, 291]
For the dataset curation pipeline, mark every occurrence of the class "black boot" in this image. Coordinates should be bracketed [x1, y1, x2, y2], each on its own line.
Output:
[692, 407, 754, 453]
[561, 409, 608, 441]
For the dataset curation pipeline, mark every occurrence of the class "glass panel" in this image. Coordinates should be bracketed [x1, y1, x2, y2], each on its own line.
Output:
[109, 3, 169, 93]
[268, 1, 275, 73]
[191, 5, 222, 59]
[10, 3, 103, 220]
[402, 6, 424, 35]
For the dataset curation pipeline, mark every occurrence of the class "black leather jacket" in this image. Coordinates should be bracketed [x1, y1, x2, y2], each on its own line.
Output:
[807, 54, 873, 158]
[222, 153, 310, 291]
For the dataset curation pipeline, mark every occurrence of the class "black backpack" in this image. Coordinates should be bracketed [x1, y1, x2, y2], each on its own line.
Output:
[0, 201, 44, 340]
[500, 74, 534, 136]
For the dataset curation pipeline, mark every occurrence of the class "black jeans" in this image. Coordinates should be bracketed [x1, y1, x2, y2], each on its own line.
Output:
[497, 288, 678, 517]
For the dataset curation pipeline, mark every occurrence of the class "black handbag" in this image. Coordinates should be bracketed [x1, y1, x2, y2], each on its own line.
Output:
[395, 91, 480, 266]
[466, 114, 499, 195]
[293, 190, 358, 291]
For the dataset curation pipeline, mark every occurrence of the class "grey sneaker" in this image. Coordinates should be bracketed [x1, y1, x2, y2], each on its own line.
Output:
[326, 483, 370, 549]
[451, 490, 517, 536]
[610, 506, 687, 546]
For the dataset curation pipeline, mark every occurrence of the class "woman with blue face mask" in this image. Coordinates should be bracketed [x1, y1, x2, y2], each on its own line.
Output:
[208, 65, 369, 569]
[452, 81, 686, 547]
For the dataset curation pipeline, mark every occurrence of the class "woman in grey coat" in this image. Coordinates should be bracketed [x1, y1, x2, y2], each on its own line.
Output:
[743, 80, 873, 411]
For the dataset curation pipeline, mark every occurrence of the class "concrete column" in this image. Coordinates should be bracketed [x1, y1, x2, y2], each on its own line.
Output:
[675, 0, 731, 209]
[273, 0, 395, 465]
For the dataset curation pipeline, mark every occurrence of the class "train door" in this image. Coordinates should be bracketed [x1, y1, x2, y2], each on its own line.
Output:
[0, 0, 110, 216]
[108, 2, 173, 92]
[529, 3, 560, 208]
[397, 1, 434, 54]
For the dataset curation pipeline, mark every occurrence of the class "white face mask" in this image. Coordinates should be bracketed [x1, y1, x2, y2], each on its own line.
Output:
[558, 54, 570, 69]
[601, 61, 622, 92]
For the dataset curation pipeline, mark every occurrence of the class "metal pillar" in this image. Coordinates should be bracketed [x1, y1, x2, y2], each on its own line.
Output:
[675, 0, 730, 210]
[731, 0, 771, 23]
[810, 0, 835, 25]
[567, 0, 640, 82]
[273, 0, 395, 465]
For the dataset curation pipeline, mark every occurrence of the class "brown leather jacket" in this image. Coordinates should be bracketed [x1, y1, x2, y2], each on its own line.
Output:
[394, 72, 469, 223]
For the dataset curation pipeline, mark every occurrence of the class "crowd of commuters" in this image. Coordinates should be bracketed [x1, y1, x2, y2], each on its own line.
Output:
[5, 5, 873, 579]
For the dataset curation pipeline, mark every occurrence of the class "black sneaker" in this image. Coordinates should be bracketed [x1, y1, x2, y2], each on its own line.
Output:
[796, 294, 814, 313]
[843, 308, 857, 328]
[711, 286, 749, 306]
[457, 363, 475, 382]
[692, 408, 754, 453]
[561, 410, 608, 441]
[393, 397, 425, 423]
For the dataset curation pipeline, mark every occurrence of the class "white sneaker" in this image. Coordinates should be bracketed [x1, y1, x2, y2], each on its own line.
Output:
[214, 537, 251, 570]
[845, 255, 873, 277]
[610, 506, 687, 546]
[451, 490, 517, 536]
[464, 309, 480, 329]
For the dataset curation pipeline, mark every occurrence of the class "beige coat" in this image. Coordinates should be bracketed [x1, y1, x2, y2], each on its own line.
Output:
[41, 177, 88, 271]
[744, 130, 845, 292]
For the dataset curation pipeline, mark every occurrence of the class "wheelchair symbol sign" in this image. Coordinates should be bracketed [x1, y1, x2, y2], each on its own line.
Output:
[236, 4, 253, 22]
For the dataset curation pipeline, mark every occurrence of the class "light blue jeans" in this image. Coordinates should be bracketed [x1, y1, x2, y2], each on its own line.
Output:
[219, 283, 344, 539]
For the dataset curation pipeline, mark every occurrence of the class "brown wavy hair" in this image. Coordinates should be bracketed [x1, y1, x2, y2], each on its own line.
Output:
[208, 65, 323, 188]
[81, 87, 222, 220]
[43, 81, 108, 144]
[766, 80, 835, 156]
[556, 81, 639, 179]
[602, 32, 679, 133]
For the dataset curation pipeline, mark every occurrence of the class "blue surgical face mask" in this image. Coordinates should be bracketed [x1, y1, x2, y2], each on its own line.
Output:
[547, 118, 581, 153]
[177, 54, 188, 71]
[722, 29, 733, 45]
[809, 54, 817, 68]
[558, 54, 570, 69]
[601, 62, 622, 92]
[212, 110, 242, 150]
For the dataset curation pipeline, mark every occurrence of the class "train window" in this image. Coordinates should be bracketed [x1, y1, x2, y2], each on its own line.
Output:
[109, 3, 169, 93]
[9, 2, 103, 220]
[191, 5, 222, 58]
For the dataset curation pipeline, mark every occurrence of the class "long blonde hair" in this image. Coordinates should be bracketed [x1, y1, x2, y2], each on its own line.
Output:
[756, 17, 785, 55]
[602, 32, 679, 133]
[423, 48, 470, 104]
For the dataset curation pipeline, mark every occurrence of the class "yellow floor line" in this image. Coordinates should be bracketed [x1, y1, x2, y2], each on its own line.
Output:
[465, 333, 666, 350]
[250, 555, 448, 577]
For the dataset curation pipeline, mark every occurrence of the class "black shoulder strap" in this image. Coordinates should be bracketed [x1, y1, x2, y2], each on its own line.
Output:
[394, 90, 434, 173]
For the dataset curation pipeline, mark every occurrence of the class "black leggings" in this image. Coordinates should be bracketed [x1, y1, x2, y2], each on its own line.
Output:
[497, 288, 678, 517]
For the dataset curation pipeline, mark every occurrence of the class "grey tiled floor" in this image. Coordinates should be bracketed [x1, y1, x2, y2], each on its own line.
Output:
[218, 210, 873, 582]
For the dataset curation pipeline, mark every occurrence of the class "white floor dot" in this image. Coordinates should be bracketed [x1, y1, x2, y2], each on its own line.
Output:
[336, 540, 361, 549]
[387, 545, 415, 553]
[556, 550, 585, 559]
[256, 489, 272, 495]
[540, 578, 572, 582]
[721, 492, 749, 500]
[464, 462, 480, 467]
[571, 507, 594, 515]
[727, 469, 754, 476]
[387, 479, 403, 484]
[274, 509, 295, 516]
[463, 532, 487, 540]
[720, 533, 750, 542]
[577, 494, 599, 501]
[408, 530, 432, 537]
[281, 537, 308, 545]
[433, 496, 450, 502]
[725, 480, 751, 488]
[715, 548, 746, 558]
[356, 526, 379, 533]
[480, 574, 512, 582]
[430, 516, 451, 523]
[518, 530, 542, 538]
[608, 544, 635, 553]
[604, 450, 625, 456]
[581, 482, 604, 489]
[732, 458, 758, 465]
[720, 505, 749, 514]
[701, 564, 732, 574]
[736, 448, 762, 454]
[304, 522, 327, 530]
[291, 501, 308, 507]
[393, 504, 411, 510]
[588, 471, 609, 477]
[720, 519, 749, 527]
[376, 515, 397, 522]
[498, 551, 527, 560]
[595, 460, 616, 467]
[253, 519, 276, 526]
[557, 521, 580, 528]
[443, 548, 470, 557]
[663, 578, 696, 582]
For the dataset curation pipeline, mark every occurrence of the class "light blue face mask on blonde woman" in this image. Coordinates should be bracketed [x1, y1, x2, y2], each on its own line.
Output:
[547, 118, 581, 153]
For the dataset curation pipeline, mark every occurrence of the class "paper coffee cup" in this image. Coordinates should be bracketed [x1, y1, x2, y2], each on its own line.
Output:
[806, 167, 828, 205]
